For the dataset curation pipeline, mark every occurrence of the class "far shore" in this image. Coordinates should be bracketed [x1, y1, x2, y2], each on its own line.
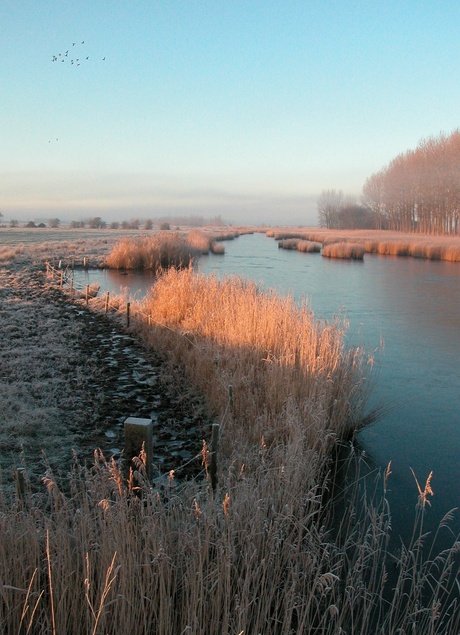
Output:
[2, 225, 460, 263]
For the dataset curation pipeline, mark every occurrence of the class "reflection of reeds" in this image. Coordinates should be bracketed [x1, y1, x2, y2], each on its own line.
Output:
[322, 242, 365, 260]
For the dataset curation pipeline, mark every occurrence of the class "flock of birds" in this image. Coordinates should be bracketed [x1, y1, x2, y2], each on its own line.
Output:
[51, 40, 106, 66]
[48, 40, 107, 143]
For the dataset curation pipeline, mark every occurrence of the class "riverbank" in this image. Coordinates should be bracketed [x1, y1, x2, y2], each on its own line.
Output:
[0, 258, 211, 491]
[1, 234, 459, 634]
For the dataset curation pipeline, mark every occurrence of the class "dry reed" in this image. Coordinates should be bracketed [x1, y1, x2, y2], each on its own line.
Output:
[134, 268, 373, 453]
[322, 242, 365, 260]
[2, 238, 459, 633]
[1, 449, 458, 634]
[297, 240, 322, 253]
[104, 233, 200, 270]
[296, 229, 460, 262]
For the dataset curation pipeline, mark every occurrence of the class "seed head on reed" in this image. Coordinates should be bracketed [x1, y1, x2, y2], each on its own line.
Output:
[410, 468, 434, 510]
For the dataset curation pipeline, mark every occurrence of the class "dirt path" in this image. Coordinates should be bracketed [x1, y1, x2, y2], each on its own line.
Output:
[0, 262, 210, 492]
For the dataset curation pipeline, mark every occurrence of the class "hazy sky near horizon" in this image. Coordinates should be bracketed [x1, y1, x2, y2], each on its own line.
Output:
[1, 1, 460, 226]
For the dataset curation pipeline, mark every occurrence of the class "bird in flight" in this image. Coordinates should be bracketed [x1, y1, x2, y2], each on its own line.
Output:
[51, 41, 106, 66]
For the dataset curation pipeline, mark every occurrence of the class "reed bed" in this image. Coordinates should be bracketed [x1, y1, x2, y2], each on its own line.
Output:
[104, 233, 200, 270]
[278, 238, 321, 253]
[1, 261, 459, 633]
[186, 229, 215, 254]
[297, 239, 322, 253]
[277, 238, 301, 250]
[134, 268, 372, 453]
[268, 230, 308, 241]
[210, 241, 225, 254]
[1, 422, 459, 633]
[322, 242, 365, 260]
[296, 229, 460, 262]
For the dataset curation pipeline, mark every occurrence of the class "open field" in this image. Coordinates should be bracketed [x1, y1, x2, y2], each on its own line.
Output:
[0, 230, 459, 633]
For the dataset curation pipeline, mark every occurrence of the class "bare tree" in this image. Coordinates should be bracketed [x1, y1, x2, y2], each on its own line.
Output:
[317, 189, 343, 228]
[362, 129, 460, 234]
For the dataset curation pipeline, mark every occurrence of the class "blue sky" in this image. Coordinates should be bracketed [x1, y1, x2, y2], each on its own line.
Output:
[1, 1, 460, 225]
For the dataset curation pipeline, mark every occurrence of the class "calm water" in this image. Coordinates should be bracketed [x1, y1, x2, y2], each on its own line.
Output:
[199, 233, 460, 543]
[76, 232, 460, 543]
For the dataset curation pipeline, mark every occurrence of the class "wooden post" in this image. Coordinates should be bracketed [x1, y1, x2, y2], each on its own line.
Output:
[124, 417, 153, 482]
[83, 257, 87, 269]
[86, 285, 89, 305]
[210, 423, 220, 491]
[16, 467, 26, 503]
[127, 302, 130, 327]
[105, 292, 110, 314]
[60, 270, 63, 288]
[70, 277, 74, 294]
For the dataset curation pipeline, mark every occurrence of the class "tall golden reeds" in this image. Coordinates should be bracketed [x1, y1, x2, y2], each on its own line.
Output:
[322, 242, 365, 260]
[1, 258, 459, 633]
[1, 447, 458, 634]
[104, 233, 200, 270]
[294, 229, 460, 262]
[135, 268, 372, 453]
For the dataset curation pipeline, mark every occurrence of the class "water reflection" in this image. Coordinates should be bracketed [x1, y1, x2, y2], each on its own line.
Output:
[74, 268, 157, 299]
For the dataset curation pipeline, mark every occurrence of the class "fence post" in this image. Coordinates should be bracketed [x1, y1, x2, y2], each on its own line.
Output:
[83, 257, 87, 269]
[60, 270, 63, 288]
[15, 467, 27, 504]
[105, 292, 110, 314]
[210, 423, 220, 491]
[70, 277, 74, 294]
[86, 285, 89, 305]
[127, 302, 130, 327]
[124, 417, 153, 482]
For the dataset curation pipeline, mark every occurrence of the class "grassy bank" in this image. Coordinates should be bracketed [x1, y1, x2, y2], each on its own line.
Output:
[1, 237, 459, 633]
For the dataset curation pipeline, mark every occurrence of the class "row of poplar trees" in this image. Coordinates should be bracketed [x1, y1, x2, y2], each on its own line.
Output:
[319, 130, 460, 234]
[362, 129, 460, 234]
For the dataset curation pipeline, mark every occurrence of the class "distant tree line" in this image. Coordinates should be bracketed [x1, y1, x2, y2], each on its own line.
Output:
[318, 129, 460, 234]
[153, 214, 226, 227]
[317, 190, 383, 230]
[362, 130, 460, 234]
[8, 215, 226, 230]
